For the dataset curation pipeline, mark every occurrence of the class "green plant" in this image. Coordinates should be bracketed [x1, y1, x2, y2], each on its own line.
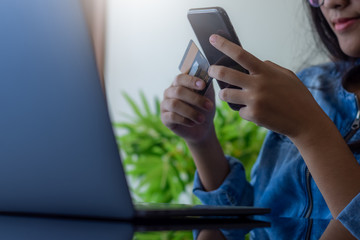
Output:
[113, 92, 267, 204]
[133, 231, 193, 240]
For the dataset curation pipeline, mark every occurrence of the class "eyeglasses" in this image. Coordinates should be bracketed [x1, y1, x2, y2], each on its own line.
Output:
[308, 0, 325, 7]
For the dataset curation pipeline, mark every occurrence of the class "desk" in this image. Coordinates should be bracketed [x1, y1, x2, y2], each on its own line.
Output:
[0, 214, 356, 239]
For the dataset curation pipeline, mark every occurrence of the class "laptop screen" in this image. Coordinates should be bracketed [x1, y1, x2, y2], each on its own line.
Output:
[0, 0, 133, 219]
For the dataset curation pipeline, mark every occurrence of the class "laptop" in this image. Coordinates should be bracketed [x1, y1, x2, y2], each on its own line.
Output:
[0, 0, 270, 220]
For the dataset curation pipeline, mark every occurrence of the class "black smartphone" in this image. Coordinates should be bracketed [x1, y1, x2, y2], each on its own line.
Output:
[187, 7, 248, 111]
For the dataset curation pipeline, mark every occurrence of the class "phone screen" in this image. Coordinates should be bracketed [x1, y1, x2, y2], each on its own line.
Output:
[188, 7, 248, 111]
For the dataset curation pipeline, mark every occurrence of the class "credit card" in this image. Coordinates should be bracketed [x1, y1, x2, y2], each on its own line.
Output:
[178, 40, 212, 95]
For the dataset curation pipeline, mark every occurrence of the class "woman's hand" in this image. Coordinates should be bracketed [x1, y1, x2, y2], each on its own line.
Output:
[161, 74, 216, 144]
[161, 75, 229, 191]
[209, 35, 360, 215]
[208, 34, 327, 140]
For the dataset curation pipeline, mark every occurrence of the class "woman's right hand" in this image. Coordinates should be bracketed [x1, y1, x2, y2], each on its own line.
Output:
[161, 74, 216, 144]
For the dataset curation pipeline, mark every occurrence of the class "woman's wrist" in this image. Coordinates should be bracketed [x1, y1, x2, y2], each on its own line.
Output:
[288, 111, 337, 151]
[185, 124, 217, 148]
[186, 126, 230, 191]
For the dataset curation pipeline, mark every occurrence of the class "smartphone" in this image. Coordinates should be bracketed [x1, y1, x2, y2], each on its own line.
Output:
[187, 7, 248, 111]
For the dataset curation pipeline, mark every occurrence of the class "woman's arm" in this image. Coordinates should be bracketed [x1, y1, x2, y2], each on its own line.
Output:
[291, 110, 360, 218]
[320, 220, 356, 240]
[161, 74, 229, 191]
[208, 34, 360, 218]
[186, 126, 230, 191]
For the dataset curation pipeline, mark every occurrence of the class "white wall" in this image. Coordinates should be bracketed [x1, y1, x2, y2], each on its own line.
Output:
[105, 0, 327, 123]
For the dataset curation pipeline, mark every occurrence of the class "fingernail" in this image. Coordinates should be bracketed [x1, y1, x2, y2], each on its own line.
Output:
[196, 80, 203, 89]
[218, 90, 224, 101]
[209, 34, 217, 44]
[208, 65, 213, 76]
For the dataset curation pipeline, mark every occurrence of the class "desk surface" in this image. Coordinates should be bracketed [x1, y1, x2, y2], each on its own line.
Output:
[0, 214, 356, 240]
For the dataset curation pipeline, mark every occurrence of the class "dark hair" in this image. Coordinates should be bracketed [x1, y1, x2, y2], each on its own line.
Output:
[305, 1, 358, 62]
[305, 1, 360, 152]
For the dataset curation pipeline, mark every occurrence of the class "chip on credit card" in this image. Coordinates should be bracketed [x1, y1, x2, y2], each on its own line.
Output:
[178, 40, 212, 95]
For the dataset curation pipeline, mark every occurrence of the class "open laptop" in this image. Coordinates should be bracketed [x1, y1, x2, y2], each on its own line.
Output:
[0, 0, 269, 220]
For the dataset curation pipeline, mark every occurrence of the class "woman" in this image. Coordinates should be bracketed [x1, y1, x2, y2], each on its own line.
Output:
[161, 0, 360, 237]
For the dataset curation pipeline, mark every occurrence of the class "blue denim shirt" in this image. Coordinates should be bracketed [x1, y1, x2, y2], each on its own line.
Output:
[193, 60, 360, 239]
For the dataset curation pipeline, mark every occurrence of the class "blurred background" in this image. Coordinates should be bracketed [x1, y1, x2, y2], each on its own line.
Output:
[103, 0, 328, 205]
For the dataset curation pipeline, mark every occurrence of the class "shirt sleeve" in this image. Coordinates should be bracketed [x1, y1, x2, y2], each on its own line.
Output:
[336, 192, 360, 239]
[192, 156, 254, 206]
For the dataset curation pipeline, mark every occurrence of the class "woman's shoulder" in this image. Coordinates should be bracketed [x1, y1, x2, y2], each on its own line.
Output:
[296, 60, 360, 88]
[297, 61, 345, 87]
[296, 61, 359, 127]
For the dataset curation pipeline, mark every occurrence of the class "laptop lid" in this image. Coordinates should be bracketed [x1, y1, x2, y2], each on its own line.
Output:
[0, 0, 134, 220]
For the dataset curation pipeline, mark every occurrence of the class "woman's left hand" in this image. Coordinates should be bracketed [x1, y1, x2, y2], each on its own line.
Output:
[208, 34, 327, 140]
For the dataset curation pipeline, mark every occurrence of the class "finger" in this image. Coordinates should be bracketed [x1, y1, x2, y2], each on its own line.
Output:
[161, 111, 195, 128]
[164, 86, 213, 112]
[264, 60, 282, 68]
[208, 65, 251, 88]
[172, 74, 206, 91]
[264, 60, 294, 75]
[209, 34, 263, 74]
[161, 98, 206, 124]
[218, 88, 248, 107]
[238, 106, 252, 123]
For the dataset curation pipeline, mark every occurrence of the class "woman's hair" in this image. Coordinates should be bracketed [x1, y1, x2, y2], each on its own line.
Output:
[305, 1, 358, 62]
[305, 1, 360, 153]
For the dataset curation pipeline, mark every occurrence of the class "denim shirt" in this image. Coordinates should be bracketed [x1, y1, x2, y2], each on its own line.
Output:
[193, 60, 360, 239]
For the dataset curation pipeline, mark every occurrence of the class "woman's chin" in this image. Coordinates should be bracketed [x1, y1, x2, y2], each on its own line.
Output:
[339, 40, 360, 58]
